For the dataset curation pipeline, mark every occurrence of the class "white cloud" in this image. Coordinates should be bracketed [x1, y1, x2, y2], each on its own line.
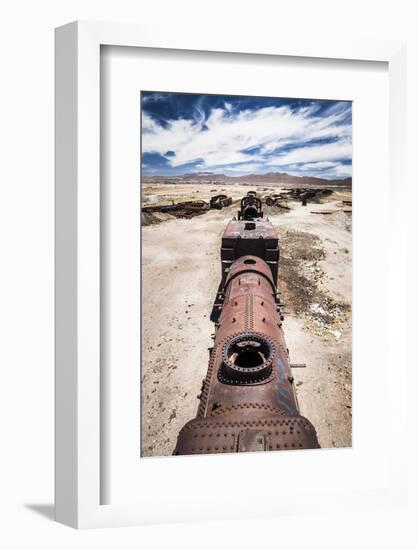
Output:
[222, 162, 263, 174]
[296, 161, 338, 170]
[332, 163, 352, 178]
[282, 161, 352, 179]
[142, 102, 351, 176]
[141, 92, 169, 104]
[268, 139, 352, 166]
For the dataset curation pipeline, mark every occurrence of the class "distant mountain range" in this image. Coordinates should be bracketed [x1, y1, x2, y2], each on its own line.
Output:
[142, 171, 352, 186]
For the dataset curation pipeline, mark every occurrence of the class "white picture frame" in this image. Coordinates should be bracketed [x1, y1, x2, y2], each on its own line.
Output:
[55, 20, 407, 529]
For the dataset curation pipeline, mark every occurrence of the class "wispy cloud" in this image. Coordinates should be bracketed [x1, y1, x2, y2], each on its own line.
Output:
[141, 93, 352, 179]
[267, 139, 352, 166]
[141, 92, 170, 104]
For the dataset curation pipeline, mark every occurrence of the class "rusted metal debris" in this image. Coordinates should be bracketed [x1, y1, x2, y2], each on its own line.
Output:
[209, 194, 232, 209]
[142, 200, 209, 220]
[266, 188, 333, 207]
[142, 200, 209, 214]
[265, 194, 291, 209]
[174, 195, 320, 455]
[298, 188, 333, 206]
[311, 210, 336, 215]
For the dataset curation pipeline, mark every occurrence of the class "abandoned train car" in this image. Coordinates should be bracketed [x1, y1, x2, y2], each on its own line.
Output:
[174, 194, 320, 455]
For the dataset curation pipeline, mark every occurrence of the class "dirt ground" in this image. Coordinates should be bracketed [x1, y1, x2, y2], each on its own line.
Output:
[141, 184, 352, 456]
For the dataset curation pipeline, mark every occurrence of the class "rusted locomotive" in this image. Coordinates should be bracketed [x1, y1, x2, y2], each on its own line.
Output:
[174, 194, 320, 455]
[237, 191, 263, 220]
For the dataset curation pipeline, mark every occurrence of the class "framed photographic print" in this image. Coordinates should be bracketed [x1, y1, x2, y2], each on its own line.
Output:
[140, 90, 352, 458]
[55, 21, 407, 528]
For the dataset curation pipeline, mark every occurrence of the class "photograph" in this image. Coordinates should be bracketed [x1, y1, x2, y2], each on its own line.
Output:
[2, 1, 408, 539]
[140, 91, 352, 457]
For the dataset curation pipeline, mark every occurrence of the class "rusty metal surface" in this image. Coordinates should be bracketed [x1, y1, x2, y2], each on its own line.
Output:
[175, 415, 319, 454]
[265, 188, 333, 207]
[210, 194, 233, 209]
[142, 200, 209, 214]
[265, 194, 291, 209]
[222, 218, 278, 241]
[174, 241, 320, 454]
[218, 218, 279, 303]
[197, 257, 298, 415]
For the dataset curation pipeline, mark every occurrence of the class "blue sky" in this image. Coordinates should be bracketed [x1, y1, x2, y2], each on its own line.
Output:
[141, 92, 352, 179]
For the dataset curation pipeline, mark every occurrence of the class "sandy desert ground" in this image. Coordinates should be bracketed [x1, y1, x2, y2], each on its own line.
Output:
[141, 183, 352, 457]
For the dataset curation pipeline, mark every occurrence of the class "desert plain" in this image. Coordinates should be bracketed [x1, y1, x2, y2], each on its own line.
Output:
[141, 182, 352, 457]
